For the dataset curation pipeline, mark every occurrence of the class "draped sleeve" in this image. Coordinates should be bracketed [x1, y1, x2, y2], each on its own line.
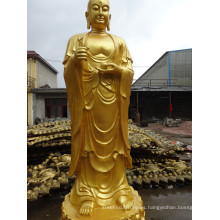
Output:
[116, 37, 134, 168]
[63, 33, 86, 176]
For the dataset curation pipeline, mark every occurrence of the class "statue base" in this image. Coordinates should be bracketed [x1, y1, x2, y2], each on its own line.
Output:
[61, 187, 145, 220]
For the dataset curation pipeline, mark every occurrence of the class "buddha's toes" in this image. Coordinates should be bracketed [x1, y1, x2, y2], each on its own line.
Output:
[79, 201, 94, 215]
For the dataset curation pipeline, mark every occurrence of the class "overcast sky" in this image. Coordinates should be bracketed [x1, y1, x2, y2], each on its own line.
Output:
[27, 0, 192, 88]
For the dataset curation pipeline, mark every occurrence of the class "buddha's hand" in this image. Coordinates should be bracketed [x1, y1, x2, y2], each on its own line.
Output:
[70, 47, 88, 65]
[96, 63, 121, 75]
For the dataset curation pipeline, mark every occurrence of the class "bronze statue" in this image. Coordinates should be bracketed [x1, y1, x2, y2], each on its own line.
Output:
[62, 0, 145, 219]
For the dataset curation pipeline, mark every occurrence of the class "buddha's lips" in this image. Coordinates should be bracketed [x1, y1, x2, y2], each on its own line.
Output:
[97, 16, 105, 21]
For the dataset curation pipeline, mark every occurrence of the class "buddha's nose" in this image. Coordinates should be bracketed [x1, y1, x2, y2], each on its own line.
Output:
[99, 8, 104, 15]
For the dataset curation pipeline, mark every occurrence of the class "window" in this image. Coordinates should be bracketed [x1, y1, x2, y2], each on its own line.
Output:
[45, 98, 67, 118]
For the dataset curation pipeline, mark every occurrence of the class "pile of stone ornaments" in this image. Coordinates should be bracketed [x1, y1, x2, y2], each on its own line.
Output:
[27, 120, 192, 201]
[27, 120, 71, 147]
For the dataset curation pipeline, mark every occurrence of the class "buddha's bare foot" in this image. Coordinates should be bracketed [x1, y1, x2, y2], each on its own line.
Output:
[79, 201, 94, 215]
[117, 195, 133, 210]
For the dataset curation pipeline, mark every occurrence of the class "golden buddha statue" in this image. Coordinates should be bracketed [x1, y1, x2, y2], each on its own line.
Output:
[61, 0, 145, 219]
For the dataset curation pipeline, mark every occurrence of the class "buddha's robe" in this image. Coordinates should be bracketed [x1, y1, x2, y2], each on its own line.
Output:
[63, 32, 134, 206]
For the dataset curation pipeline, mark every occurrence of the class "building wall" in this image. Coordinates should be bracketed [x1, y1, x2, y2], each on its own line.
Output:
[32, 92, 70, 124]
[130, 49, 192, 124]
[27, 54, 58, 125]
[36, 60, 57, 88]
[169, 50, 192, 86]
[32, 93, 45, 122]
[133, 49, 192, 88]
[142, 54, 169, 86]
[27, 58, 37, 88]
[27, 91, 33, 126]
[134, 54, 169, 87]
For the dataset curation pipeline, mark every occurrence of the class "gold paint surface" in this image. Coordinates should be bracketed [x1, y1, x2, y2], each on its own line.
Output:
[61, 187, 145, 220]
[62, 0, 144, 218]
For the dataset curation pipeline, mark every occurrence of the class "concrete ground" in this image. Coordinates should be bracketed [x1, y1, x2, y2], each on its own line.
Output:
[139, 186, 192, 220]
[27, 186, 192, 220]
[146, 121, 192, 146]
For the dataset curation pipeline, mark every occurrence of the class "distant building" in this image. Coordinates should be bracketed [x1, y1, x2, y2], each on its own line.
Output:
[27, 51, 58, 88]
[27, 51, 69, 125]
[130, 49, 192, 124]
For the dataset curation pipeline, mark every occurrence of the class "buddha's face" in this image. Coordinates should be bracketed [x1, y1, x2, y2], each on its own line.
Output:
[86, 0, 111, 30]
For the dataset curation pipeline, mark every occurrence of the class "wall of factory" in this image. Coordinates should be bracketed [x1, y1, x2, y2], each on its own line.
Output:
[133, 49, 192, 88]
[134, 54, 169, 87]
[169, 50, 192, 86]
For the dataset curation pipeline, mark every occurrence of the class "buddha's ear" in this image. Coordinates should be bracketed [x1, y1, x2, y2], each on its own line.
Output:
[85, 11, 91, 30]
[107, 14, 111, 31]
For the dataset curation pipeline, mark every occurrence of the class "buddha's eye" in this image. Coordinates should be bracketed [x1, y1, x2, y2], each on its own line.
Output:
[103, 6, 109, 12]
[93, 6, 99, 11]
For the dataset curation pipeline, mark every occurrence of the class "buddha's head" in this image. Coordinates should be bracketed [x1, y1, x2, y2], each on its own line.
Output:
[86, 0, 111, 31]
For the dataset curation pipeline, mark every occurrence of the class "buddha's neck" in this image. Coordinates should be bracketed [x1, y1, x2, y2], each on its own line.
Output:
[91, 28, 107, 35]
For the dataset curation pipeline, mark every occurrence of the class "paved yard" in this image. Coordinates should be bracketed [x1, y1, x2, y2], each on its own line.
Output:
[27, 186, 192, 220]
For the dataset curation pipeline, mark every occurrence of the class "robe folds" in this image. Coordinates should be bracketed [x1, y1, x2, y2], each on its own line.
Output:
[63, 32, 134, 178]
